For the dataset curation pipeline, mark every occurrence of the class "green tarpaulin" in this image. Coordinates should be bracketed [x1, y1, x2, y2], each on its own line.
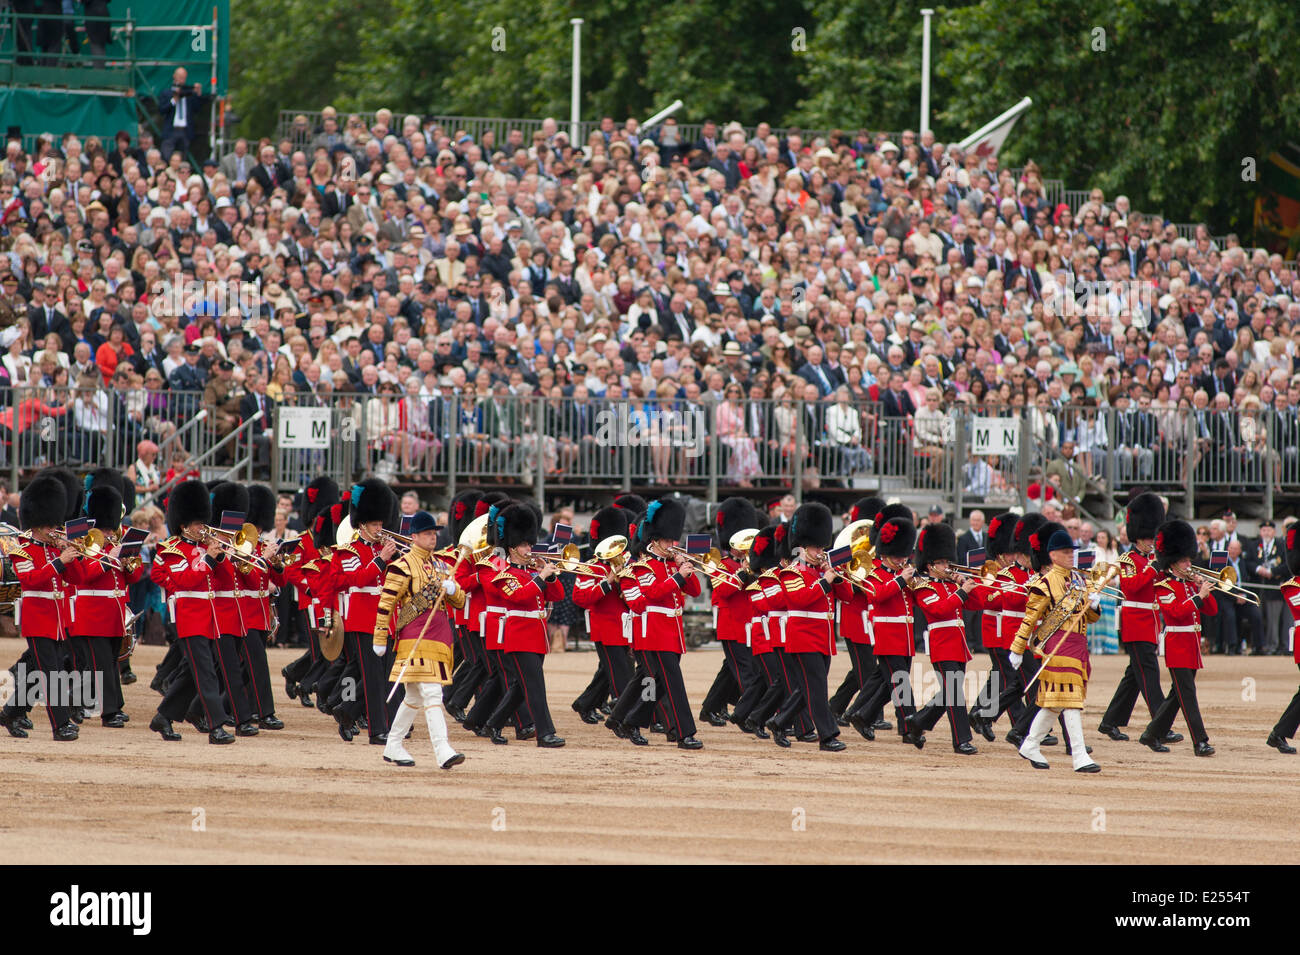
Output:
[0, 88, 138, 143]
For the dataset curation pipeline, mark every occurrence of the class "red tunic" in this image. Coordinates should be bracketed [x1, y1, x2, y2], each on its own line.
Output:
[777, 561, 837, 656]
[330, 539, 388, 633]
[150, 537, 220, 639]
[749, 571, 783, 654]
[65, 552, 146, 637]
[1118, 549, 1160, 644]
[573, 564, 632, 645]
[631, 555, 701, 653]
[481, 563, 563, 654]
[1156, 576, 1216, 670]
[10, 537, 71, 637]
[209, 552, 245, 635]
[710, 556, 750, 643]
[994, 565, 1032, 648]
[865, 565, 915, 656]
[832, 575, 872, 645]
[913, 578, 975, 663]
[1283, 577, 1300, 665]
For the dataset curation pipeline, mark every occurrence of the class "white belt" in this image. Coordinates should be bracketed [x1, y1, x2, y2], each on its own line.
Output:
[787, 610, 831, 620]
[504, 609, 547, 619]
[350, 586, 383, 596]
[23, 591, 62, 599]
[173, 591, 215, 599]
[77, 589, 125, 598]
[1165, 625, 1200, 633]
[928, 619, 964, 630]
[212, 590, 237, 599]
[647, 606, 682, 617]
[1122, 602, 1156, 610]
[485, 605, 508, 615]
[873, 615, 913, 624]
[1001, 611, 1025, 619]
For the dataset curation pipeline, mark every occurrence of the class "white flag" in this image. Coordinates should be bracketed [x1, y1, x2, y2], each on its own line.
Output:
[955, 97, 1032, 162]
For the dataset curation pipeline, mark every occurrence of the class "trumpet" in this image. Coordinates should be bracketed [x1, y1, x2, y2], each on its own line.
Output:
[1174, 565, 1260, 605]
[554, 543, 618, 580]
[49, 526, 125, 569]
[377, 529, 412, 552]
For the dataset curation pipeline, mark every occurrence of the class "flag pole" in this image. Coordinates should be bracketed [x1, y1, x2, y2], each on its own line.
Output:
[920, 9, 934, 136]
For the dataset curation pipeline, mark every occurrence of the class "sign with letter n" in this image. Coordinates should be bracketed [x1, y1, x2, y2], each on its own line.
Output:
[970, 416, 1020, 456]
[277, 407, 332, 449]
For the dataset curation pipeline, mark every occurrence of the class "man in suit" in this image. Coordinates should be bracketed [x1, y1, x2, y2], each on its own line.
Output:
[880, 372, 916, 420]
[24, 279, 57, 342]
[1045, 440, 1089, 503]
[1245, 520, 1285, 655]
[796, 345, 843, 398]
[956, 510, 987, 651]
[238, 373, 276, 480]
[250, 143, 284, 196]
[159, 67, 206, 159]
[659, 294, 694, 343]
[219, 139, 254, 194]
[1220, 539, 1264, 655]
[745, 380, 779, 474]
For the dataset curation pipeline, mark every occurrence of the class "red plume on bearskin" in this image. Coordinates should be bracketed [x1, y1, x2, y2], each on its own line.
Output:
[453, 501, 466, 522]
[716, 510, 725, 526]
[753, 535, 769, 555]
[307, 487, 318, 503]
[1155, 530, 1165, 552]
[590, 518, 601, 540]
[774, 523, 787, 542]
[917, 527, 927, 551]
[880, 522, 898, 544]
[988, 516, 1002, 539]
[627, 522, 636, 540]
[1029, 532, 1041, 552]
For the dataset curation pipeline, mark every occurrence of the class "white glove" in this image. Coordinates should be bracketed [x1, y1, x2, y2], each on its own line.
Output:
[372, 643, 386, 657]
[442, 579, 457, 596]
[1009, 652, 1023, 669]
[1089, 594, 1102, 610]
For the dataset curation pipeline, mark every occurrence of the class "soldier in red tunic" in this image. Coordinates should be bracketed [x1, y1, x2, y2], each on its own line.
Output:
[572, 505, 637, 724]
[699, 496, 761, 726]
[728, 524, 783, 737]
[1100, 491, 1175, 742]
[279, 476, 339, 708]
[967, 510, 1030, 740]
[911, 522, 981, 753]
[147, 480, 235, 743]
[1267, 525, 1300, 754]
[333, 478, 400, 744]
[208, 482, 260, 738]
[0, 475, 81, 740]
[445, 490, 504, 721]
[829, 496, 885, 720]
[1139, 520, 1217, 756]
[237, 484, 286, 730]
[766, 502, 846, 751]
[480, 503, 566, 747]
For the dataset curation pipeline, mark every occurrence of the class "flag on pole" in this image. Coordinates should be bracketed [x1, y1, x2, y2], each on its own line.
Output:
[954, 97, 1033, 163]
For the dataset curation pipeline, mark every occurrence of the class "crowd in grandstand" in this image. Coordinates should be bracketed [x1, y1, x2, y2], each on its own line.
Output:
[0, 104, 1298, 499]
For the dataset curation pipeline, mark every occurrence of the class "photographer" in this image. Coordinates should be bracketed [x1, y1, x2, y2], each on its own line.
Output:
[159, 66, 206, 160]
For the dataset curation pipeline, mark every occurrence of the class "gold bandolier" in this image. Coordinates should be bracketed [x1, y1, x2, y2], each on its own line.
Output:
[374, 541, 465, 684]
[1011, 564, 1099, 709]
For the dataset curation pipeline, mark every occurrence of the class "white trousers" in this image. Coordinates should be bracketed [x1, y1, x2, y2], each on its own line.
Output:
[385, 682, 458, 766]
[1020, 706, 1097, 770]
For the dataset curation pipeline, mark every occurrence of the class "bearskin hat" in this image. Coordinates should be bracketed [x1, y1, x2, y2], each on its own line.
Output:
[869, 503, 914, 548]
[166, 480, 211, 536]
[1287, 524, 1300, 577]
[716, 497, 760, 550]
[38, 466, 82, 521]
[313, 500, 346, 550]
[1154, 520, 1198, 571]
[987, 511, 1019, 559]
[772, 520, 792, 562]
[348, 478, 394, 526]
[1012, 512, 1047, 558]
[789, 502, 834, 551]
[85, 467, 133, 519]
[448, 490, 483, 541]
[20, 475, 68, 531]
[848, 496, 886, 525]
[85, 485, 124, 536]
[476, 491, 511, 519]
[247, 484, 277, 534]
[210, 482, 250, 525]
[637, 498, 686, 544]
[496, 503, 539, 550]
[1027, 520, 1069, 571]
[749, 524, 782, 574]
[613, 493, 649, 517]
[916, 522, 957, 576]
[876, 517, 917, 560]
[302, 476, 339, 526]
[589, 505, 631, 545]
[1125, 492, 1166, 543]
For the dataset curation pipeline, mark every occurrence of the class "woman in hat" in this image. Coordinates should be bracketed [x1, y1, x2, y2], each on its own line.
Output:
[717, 382, 760, 487]
[1139, 520, 1217, 757]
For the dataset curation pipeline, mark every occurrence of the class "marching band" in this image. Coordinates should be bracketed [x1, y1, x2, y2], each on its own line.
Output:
[4, 472, 1300, 775]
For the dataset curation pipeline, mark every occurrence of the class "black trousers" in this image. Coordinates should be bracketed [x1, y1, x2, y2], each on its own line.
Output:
[449, 628, 489, 709]
[595, 643, 635, 701]
[155, 640, 185, 691]
[337, 631, 390, 736]
[974, 647, 1027, 724]
[159, 636, 228, 727]
[88, 636, 124, 716]
[573, 649, 610, 712]
[1144, 667, 1208, 744]
[1101, 641, 1165, 727]
[852, 655, 919, 729]
[488, 652, 555, 737]
[238, 629, 276, 718]
[608, 650, 662, 729]
[701, 640, 747, 714]
[1271, 664, 1300, 740]
[731, 649, 775, 725]
[646, 650, 696, 739]
[4, 637, 72, 730]
[915, 660, 973, 745]
[214, 634, 256, 725]
[830, 641, 875, 715]
[773, 652, 838, 741]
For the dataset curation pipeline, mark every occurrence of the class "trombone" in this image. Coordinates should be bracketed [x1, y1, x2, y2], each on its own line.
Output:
[1176, 565, 1260, 605]
[554, 543, 618, 581]
[50, 526, 125, 569]
[203, 523, 269, 569]
[666, 545, 744, 589]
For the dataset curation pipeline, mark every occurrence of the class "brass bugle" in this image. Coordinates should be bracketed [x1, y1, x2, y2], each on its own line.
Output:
[667, 545, 743, 589]
[1177, 565, 1260, 606]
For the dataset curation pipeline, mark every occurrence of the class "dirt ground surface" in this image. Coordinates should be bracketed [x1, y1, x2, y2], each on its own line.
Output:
[1, 637, 1298, 865]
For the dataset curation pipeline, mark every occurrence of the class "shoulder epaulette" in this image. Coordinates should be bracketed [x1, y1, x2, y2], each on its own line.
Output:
[1154, 577, 1175, 590]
